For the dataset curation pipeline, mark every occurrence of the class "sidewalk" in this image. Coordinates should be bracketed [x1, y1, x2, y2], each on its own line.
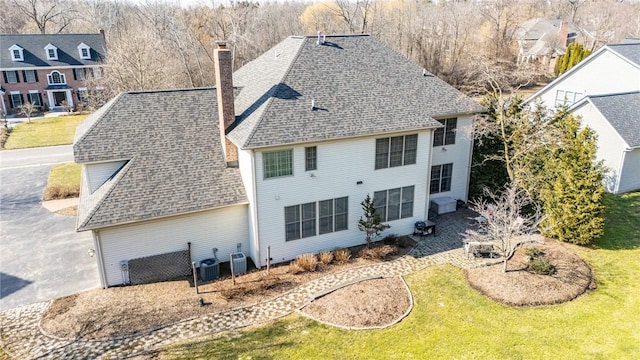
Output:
[0, 211, 496, 359]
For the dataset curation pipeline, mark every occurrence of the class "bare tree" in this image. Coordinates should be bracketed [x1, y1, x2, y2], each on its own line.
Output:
[464, 183, 543, 272]
[18, 102, 39, 123]
[13, 0, 78, 33]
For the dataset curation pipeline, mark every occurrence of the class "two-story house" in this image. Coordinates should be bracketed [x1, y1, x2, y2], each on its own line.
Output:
[74, 35, 484, 288]
[0, 32, 106, 115]
[527, 41, 640, 194]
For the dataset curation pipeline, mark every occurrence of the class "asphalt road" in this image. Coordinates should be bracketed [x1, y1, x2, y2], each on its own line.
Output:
[0, 159, 99, 310]
[0, 145, 74, 169]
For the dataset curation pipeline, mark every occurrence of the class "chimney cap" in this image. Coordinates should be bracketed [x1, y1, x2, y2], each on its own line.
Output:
[215, 41, 227, 49]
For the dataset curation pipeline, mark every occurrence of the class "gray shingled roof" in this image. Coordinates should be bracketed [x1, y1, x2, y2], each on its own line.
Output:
[608, 43, 640, 67]
[586, 92, 640, 148]
[73, 89, 247, 231]
[228, 35, 484, 149]
[0, 33, 105, 69]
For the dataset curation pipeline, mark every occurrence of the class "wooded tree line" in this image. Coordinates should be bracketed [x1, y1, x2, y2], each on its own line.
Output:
[2, 0, 639, 96]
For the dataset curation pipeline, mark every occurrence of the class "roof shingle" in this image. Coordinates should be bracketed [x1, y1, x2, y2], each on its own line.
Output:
[585, 92, 640, 148]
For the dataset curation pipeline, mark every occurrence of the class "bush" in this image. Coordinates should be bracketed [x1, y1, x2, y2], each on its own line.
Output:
[44, 185, 80, 200]
[359, 245, 398, 260]
[396, 236, 416, 249]
[333, 248, 351, 264]
[528, 256, 556, 275]
[318, 251, 333, 265]
[0, 126, 10, 149]
[525, 246, 544, 259]
[288, 261, 303, 274]
[292, 253, 318, 272]
[383, 234, 398, 245]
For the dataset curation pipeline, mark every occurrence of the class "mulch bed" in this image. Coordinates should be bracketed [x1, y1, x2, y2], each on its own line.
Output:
[465, 238, 595, 306]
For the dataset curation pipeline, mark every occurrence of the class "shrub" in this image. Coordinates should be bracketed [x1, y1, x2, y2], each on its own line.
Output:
[383, 234, 398, 245]
[44, 185, 80, 200]
[396, 236, 416, 249]
[333, 248, 351, 264]
[0, 126, 10, 149]
[528, 256, 556, 275]
[293, 253, 318, 272]
[288, 261, 303, 274]
[318, 251, 333, 265]
[524, 246, 544, 259]
[359, 244, 398, 260]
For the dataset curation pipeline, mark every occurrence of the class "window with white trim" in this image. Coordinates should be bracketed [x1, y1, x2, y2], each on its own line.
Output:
[285, 202, 316, 241]
[92, 67, 103, 79]
[73, 68, 86, 81]
[263, 150, 293, 178]
[24, 70, 37, 83]
[305, 146, 317, 171]
[430, 163, 453, 194]
[554, 90, 583, 107]
[433, 118, 457, 146]
[9, 92, 23, 108]
[45, 44, 58, 60]
[77, 88, 89, 103]
[319, 197, 348, 234]
[47, 71, 66, 85]
[373, 186, 414, 222]
[4, 71, 19, 84]
[375, 134, 418, 169]
[9, 45, 23, 61]
[78, 43, 91, 60]
[28, 92, 42, 107]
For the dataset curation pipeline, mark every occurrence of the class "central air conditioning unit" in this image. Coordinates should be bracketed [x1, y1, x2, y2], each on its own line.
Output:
[199, 258, 219, 282]
[230, 252, 247, 275]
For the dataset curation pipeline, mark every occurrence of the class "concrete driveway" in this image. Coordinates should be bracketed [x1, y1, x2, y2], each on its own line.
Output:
[0, 165, 99, 311]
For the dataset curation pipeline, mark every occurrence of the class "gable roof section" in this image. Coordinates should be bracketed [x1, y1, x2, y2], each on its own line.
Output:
[228, 35, 484, 149]
[515, 18, 579, 41]
[526, 42, 640, 103]
[0, 33, 105, 69]
[73, 88, 247, 231]
[573, 92, 640, 148]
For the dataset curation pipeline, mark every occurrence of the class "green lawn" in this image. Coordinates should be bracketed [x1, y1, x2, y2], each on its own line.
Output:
[162, 192, 640, 359]
[43, 163, 81, 200]
[3, 115, 87, 149]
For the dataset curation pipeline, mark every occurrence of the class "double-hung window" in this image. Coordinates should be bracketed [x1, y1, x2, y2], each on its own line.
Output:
[375, 134, 418, 169]
[4, 71, 19, 84]
[28, 92, 42, 107]
[263, 150, 292, 178]
[305, 146, 317, 171]
[319, 197, 348, 234]
[24, 70, 37, 83]
[285, 197, 348, 241]
[373, 186, 414, 222]
[9, 92, 23, 108]
[74, 68, 86, 81]
[430, 164, 453, 194]
[433, 118, 457, 146]
[285, 202, 316, 241]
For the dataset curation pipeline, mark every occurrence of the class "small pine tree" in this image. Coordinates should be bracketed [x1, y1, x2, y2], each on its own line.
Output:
[358, 194, 390, 248]
[540, 113, 605, 245]
[555, 43, 590, 76]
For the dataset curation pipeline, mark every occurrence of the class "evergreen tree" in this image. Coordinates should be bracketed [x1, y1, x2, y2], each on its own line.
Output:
[358, 194, 390, 248]
[540, 112, 605, 245]
[555, 43, 591, 76]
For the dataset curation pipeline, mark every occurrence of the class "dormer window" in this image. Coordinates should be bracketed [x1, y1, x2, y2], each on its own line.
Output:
[47, 70, 66, 85]
[44, 43, 58, 60]
[9, 44, 23, 61]
[77, 43, 91, 60]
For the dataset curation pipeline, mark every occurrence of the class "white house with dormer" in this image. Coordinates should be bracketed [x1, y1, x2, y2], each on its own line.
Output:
[527, 41, 640, 194]
[74, 35, 484, 288]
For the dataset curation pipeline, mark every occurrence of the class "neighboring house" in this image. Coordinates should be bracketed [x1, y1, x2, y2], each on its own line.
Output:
[515, 18, 593, 72]
[570, 92, 640, 194]
[0, 32, 106, 115]
[527, 41, 640, 194]
[74, 34, 484, 288]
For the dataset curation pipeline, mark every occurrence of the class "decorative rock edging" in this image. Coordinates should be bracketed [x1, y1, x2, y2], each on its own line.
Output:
[297, 275, 414, 331]
[1, 230, 489, 359]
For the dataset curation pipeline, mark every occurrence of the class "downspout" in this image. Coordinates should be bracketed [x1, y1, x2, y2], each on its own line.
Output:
[465, 117, 475, 203]
[615, 149, 628, 194]
[93, 230, 108, 288]
[426, 129, 435, 220]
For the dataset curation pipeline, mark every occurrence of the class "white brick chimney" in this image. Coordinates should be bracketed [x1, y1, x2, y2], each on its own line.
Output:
[214, 41, 238, 166]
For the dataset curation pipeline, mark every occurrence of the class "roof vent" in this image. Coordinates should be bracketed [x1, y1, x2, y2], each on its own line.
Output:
[317, 31, 321, 45]
[317, 31, 325, 45]
[422, 68, 427, 76]
[311, 99, 315, 110]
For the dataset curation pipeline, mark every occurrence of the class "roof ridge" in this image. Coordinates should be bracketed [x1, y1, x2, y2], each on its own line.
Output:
[74, 92, 123, 146]
[127, 87, 214, 95]
[242, 37, 306, 148]
[587, 91, 640, 98]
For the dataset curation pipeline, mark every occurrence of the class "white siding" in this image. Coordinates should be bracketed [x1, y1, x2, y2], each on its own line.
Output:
[98, 205, 249, 287]
[252, 131, 433, 266]
[619, 149, 640, 193]
[86, 161, 127, 193]
[572, 102, 626, 193]
[430, 115, 474, 203]
[532, 50, 640, 109]
[238, 149, 261, 265]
